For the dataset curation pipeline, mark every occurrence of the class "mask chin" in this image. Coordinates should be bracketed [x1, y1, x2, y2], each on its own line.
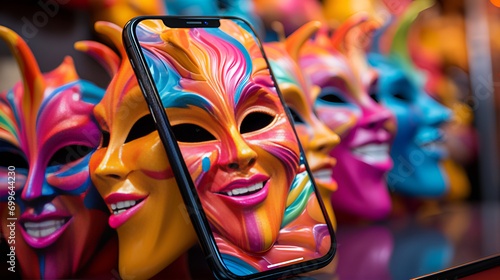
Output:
[389, 152, 448, 197]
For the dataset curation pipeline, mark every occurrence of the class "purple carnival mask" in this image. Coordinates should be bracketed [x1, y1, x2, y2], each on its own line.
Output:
[0, 26, 115, 279]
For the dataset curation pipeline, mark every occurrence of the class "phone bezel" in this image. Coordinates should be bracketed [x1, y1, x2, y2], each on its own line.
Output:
[123, 15, 336, 280]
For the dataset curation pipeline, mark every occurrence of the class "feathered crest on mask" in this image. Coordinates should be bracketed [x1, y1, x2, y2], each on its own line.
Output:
[314, 12, 381, 82]
[370, 0, 435, 71]
[0, 26, 104, 149]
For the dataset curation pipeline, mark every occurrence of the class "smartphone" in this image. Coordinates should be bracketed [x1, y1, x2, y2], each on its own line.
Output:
[123, 16, 336, 279]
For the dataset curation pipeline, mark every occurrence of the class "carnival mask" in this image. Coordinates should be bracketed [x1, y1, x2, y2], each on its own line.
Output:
[87, 22, 197, 279]
[0, 26, 114, 279]
[368, 0, 452, 197]
[300, 15, 396, 220]
[264, 21, 340, 227]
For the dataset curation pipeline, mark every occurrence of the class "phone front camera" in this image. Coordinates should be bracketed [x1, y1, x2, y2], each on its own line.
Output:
[204, 21, 208, 25]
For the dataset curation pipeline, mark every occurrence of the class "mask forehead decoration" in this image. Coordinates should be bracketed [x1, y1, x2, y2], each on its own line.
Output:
[254, 0, 325, 39]
[79, 22, 145, 135]
[300, 14, 396, 220]
[0, 27, 104, 199]
[0, 26, 113, 279]
[264, 21, 340, 227]
[323, 0, 411, 23]
[368, 0, 452, 197]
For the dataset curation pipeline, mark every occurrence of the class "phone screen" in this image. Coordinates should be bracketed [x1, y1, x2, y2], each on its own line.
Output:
[131, 17, 334, 276]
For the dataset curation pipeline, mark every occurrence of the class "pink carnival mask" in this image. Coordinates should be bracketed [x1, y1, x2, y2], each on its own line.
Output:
[0, 26, 114, 278]
[300, 16, 397, 220]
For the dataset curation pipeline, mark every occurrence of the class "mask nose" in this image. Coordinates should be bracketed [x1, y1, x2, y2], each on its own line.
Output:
[23, 195, 57, 215]
[221, 132, 258, 173]
[21, 163, 55, 201]
[309, 121, 340, 154]
[93, 147, 130, 181]
[361, 102, 394, 131]
[423, 94, 453, 127]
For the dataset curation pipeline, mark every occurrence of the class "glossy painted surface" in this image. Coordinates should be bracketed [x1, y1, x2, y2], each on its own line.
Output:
[264, 21, 340, 228]
[0, 26, 115, 278]
[135, 18, 331, 275]
[369, 0, 452, 197]
[300, 16, 396, 220]
[86, 22, 197, 279]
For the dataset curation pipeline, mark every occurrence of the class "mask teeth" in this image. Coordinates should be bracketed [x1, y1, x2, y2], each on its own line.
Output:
[23, 219, 67, 238]
[226, 182, 264, 196]
[110, 199, 139, 215]
[313, 169, 333, 182]
[352, 143, 390, 164]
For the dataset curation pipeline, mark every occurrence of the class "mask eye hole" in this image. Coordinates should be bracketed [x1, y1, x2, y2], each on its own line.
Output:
[288, 108, 305, 124]
[369, 79, 380, 103]
[48, 145, 93, 166]
[370, 93, 380, 103]
[0, 151, 28, 169]
[320, 94, 346, 104]
[171, 124, 216, 143]
[240, 112, 275, 134]
[101, 130, 110, 148]
[125, 114, 157, 143]
[392, 91, 410, 101]
[319, 88, 347, 104]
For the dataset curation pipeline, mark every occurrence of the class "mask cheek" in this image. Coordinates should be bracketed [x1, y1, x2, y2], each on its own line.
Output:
[181, 144, 219, 185]
[134, 136, 173, 179]
[0, 169, 18, 198]
[88, 148, 106, 174]
[46, 160, 92, 194]
[294, 125, 310, 147]
[317, 107, 358, 136]
[395, 107, 418, 139]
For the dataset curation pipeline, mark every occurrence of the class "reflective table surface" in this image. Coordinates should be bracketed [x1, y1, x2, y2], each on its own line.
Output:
[188, 202, 500, 280]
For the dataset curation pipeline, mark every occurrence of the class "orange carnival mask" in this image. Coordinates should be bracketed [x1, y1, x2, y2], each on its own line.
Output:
[84, 22, 197, 279]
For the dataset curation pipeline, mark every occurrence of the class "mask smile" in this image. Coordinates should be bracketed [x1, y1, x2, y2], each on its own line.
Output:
[105, 193, 148, 228]
[308, 156, 337, 191]
[214, 174, 270, 207]
[219, 181, 265, 197]
[110, 199, 145, 215]
[418, 139, 447, 159]
[415, 128, 447, 159]
[19, 210, 72, 249]
[23, 219, 69, 238]
[352, 143, 391, 167]
[312, 168, 334, 184]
